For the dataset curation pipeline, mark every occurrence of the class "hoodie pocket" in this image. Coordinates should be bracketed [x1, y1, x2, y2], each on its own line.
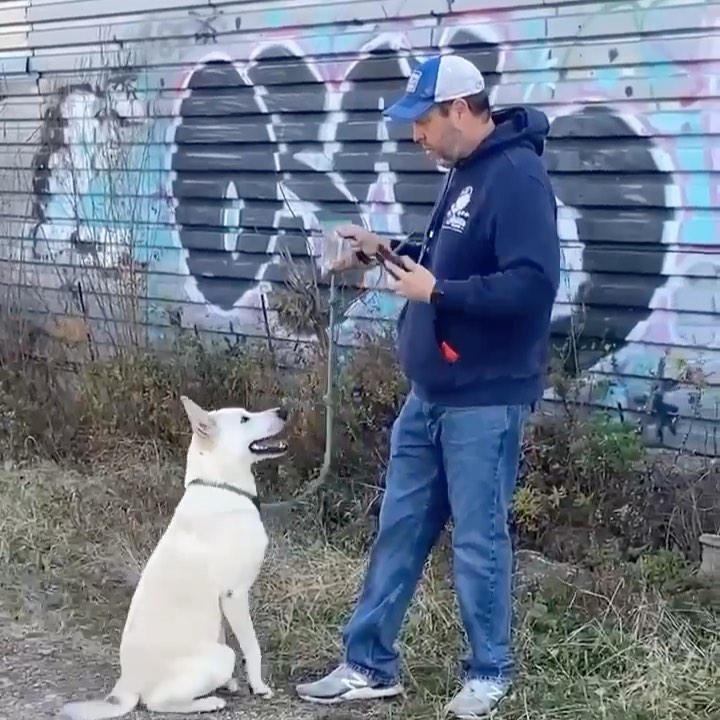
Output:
[397, 302, 458, 392]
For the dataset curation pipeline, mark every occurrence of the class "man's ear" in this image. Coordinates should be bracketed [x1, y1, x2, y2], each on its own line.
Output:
[180, 395, 216, 439]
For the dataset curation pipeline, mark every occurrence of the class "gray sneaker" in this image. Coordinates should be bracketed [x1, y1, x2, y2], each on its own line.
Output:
[445, 679, 510, 718]
[295, 663, 404, 704]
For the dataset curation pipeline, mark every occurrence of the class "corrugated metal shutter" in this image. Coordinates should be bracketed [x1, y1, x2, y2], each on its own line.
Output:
[0, 0, 717, 452]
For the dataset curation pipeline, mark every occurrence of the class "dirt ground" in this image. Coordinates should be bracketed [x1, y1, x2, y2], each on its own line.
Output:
[3, 459, 714, 720]
[0, 611, 355, 720]
[0, 549, 582, 720]
[1, 614, 112, 720]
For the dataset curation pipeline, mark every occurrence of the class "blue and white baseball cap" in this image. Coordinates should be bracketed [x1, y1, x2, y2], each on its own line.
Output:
[383, 54, 486, 122]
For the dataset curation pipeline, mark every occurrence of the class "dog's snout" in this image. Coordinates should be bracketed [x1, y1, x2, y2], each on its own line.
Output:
[276, 405, 289, 421]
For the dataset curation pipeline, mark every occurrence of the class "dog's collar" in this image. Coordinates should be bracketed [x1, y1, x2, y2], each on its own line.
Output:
[186, 478, 261, 513]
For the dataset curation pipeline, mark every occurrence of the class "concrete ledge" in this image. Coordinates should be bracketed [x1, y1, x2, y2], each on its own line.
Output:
[699, 533, 720, 577]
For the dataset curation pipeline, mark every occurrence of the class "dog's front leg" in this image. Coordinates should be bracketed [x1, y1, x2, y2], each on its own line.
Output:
[217, 616, 241, 693]
[221, 591, 273, 698]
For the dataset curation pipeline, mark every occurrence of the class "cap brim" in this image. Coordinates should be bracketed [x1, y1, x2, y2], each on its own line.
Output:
[383, 95, 436, 122]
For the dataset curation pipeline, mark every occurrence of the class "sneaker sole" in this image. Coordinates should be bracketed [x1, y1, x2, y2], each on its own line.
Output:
[297, 685, 404, 705]
[448, 708, 503, 719]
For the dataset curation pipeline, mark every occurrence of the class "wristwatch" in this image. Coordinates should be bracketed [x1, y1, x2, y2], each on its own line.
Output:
[430, 285, 444, 305]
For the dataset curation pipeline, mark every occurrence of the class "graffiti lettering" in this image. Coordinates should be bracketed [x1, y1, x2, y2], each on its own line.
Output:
[189, 8, 221, 46]
[547, 107, 672, 364]
[170, 28, 672, 368]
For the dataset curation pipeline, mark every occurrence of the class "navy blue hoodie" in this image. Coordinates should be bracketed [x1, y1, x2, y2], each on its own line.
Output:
[393, 106, 560, 407]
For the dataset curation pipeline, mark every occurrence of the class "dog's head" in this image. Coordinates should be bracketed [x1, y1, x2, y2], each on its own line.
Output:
[180, 395, 289, 466]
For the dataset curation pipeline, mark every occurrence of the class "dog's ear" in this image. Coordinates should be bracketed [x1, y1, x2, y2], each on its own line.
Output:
[180, 395, 216, 439]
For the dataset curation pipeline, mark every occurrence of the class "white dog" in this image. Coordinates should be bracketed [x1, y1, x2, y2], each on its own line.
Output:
[59, 395, 288, 719]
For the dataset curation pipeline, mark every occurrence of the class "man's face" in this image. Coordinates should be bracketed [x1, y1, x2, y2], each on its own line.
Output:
[412, 103, 465, 167]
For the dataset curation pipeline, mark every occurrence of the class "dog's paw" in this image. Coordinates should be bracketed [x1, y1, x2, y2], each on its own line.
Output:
[250, 683, 274, 699]
[223, 677, 241, 694]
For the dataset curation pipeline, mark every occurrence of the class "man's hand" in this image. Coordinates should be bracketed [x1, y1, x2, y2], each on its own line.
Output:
[329, 224, 385, 273]
[385, 256, 436, 302]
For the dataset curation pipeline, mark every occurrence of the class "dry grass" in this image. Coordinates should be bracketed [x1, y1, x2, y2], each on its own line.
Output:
[0, 459, 717, 720]
[1, 314, 718, 560]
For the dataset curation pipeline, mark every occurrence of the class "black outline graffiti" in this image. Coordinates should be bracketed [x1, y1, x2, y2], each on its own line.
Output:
[170, 29, 506, 313]
[171, 47, 364, 312]
[546, 107, 672, 368]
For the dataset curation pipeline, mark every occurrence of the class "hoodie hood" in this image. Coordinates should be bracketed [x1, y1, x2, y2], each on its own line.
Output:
[466, 106, 550, 162]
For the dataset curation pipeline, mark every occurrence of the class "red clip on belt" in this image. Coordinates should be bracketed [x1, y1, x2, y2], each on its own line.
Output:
[353, 246, 459, 364]
[440, 341, 460, 363]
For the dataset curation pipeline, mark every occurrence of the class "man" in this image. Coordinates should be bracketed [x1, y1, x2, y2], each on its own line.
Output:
[296, 54, 560, 718]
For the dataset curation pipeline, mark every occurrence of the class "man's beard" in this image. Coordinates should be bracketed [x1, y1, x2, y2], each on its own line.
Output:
[434, 128, 464, 167]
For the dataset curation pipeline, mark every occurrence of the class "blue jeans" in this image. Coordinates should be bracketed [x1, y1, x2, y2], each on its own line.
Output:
[342, 391, 530, 684]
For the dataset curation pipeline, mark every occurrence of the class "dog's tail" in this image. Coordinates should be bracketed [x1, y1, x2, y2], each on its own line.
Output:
[59, 680, 139, 720]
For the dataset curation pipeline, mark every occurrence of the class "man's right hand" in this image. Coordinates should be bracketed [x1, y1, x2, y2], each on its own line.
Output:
[329, 224, 387, 272]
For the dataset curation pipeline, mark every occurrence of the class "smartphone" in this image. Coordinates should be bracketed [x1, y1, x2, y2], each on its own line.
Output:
[375, 244, 404, 267]
[354, 245, 404, 279]
[376, 246, 404, 280]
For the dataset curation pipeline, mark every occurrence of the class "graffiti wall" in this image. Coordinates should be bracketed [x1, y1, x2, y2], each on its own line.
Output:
[0, 0, 718, 452]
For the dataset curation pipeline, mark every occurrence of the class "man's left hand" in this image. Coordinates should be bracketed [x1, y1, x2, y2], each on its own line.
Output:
[384, 256, 436, 302]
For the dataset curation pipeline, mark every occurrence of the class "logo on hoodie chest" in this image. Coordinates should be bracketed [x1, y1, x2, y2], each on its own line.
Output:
[442, 185, 473, 234]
